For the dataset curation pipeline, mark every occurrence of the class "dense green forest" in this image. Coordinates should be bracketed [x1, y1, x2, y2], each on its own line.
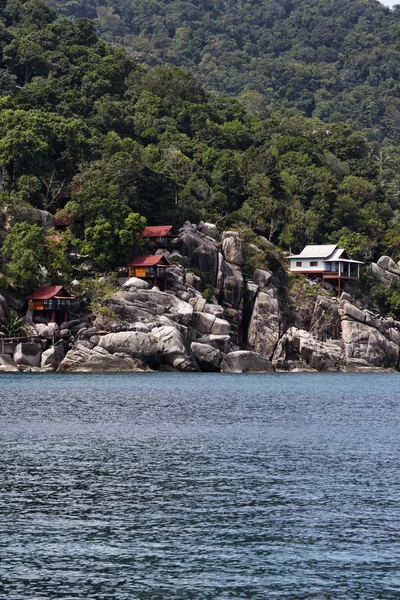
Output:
[0, 0, 400, 292]
[48, 0, 400, 144]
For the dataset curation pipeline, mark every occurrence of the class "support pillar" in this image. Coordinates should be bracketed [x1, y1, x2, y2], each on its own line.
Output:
[338, 277, 341, 298]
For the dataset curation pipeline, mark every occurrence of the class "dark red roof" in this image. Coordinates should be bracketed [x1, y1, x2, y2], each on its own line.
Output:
[26, 286, 75, 300]
[127, 255, 170, 267]
[54, 215, 82, 227]
[142, 225, 176, 238]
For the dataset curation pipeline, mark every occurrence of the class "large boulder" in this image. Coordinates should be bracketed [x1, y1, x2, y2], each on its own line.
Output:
[272, 327, 343, 371]
[153, 326, 198, 371]
[222, 232, 243, 266]
[370, 262, 399, 283]
[180, 232, 219, 286]
[58, 343, 148, 372]
[221, 351, 274, 373]
[341, 319, 399, 369]
[98, 331, 161, 365]
[35, 322, 60, 338]
[253, 269, 272, 289]
[13, 342, 42, 367]
[199, 222, 218, 239]
[0, 355, 19, 372]
[122, 277, 149, 290]
[33, 209, 53, 231]
[377, 256, 400, 277]
[191, 342, 222, 371]
[110, 289, 193, 327]
[247, 287, 281, 359]
[221, 262, 244, 309]
[41, 345, 65, 369]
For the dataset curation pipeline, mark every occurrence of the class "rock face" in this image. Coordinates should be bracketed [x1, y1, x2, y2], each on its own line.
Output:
[191, 342, 222, 371]
[14, 342, 42, 367]
[221, 351, 274, 373]
[247, 286, 281, 359]
[56, 228, 400, 373]
[222, 232, 243, 266]
[41, 345, 65, 369]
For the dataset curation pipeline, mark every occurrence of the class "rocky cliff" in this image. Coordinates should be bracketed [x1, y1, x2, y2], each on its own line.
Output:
[2, 223, 400, 373]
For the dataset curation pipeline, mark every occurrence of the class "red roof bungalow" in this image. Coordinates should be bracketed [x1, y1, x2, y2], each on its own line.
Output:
[127, 255, 170, 290]
[26, 285, 75, 324]
[141, 225, 180, 249]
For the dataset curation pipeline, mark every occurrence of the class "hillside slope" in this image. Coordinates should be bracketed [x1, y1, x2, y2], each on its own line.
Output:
[48, 0, 400, 143]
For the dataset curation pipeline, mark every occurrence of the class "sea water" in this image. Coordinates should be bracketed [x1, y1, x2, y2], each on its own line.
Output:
[0, 372, 400, 599]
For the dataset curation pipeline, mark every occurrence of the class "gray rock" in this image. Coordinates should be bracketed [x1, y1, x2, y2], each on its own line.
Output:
[41, 345, 65, 368]
[191, 342, 222, 371]
[98, 331, 161, 365]
[247, 287, 280, 359]
[60, 329, 70, 337]
[58, 345, 148, 372]
[221, 351, 274, 373]
[272, 327, 343, 372]
[2, 290, 25, 312]
[153, 325, 197, 371]
[180, 232, 219, 286]
[377, 255, 400, 277]
[0, 355, 19, 371]
[211, 318, 231, 336]
[253, 269, 272, 288]
[370, 262, 399, 283]
[222, 232, 243, 266]
[221, 261, 244, 309]
[185, 272, 201, 289]
[245, 281, 259, 304]
[204, 303, 224, 317]
[33, 209, 53, 231]
[192, 311, 216, 334]
[81, 259, 98, 271]
[123, 277, 149, 290]
[200, 223, 218, 239]
[35, 322, 60, 338]
[13, 342, 42, 367]
[341, 319, 399, 369]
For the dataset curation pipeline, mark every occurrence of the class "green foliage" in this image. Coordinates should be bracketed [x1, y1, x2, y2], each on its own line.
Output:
[74, 277, 117, 316]
[0, 222, 71, 291]
[202, 286, 213, 303]
[0, 313, 25, 337]
[368, 281, 400, 320]
[47, 0, 400, 145]
[0, 0, 400, 292]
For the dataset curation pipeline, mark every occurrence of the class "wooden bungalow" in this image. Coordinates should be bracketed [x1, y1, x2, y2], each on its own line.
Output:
[127, 255, 170, 290]
[288, 244, 363, 296]
[141, 225, 180, 249]
[26, 285, 75, 324]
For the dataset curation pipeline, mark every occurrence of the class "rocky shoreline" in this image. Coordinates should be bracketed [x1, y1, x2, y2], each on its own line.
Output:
[1, 222, 400, 374]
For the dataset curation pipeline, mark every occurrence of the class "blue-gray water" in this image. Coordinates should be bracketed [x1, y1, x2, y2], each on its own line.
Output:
[1, 372, 400, 599]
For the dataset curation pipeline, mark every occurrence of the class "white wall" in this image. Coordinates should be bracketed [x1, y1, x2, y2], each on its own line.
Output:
[289, 258, 323, 272]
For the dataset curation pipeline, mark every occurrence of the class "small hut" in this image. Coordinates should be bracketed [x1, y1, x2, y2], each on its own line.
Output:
[127, 255, 170, 290]
[141, 225, 180, 249]
[26, 285, 75, 324]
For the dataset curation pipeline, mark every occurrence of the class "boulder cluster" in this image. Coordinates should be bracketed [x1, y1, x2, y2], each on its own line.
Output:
[2, 224, 400, 373]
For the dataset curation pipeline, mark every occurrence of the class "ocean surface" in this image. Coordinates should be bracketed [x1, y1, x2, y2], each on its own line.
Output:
[1, 372, 400, 600]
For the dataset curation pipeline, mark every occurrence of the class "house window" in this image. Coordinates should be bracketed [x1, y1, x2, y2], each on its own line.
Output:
[310, 261, 318, 267]
[296, 261, 302, 267]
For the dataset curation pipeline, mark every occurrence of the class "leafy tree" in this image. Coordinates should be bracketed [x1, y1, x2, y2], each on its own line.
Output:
[1, 222, 71, 291]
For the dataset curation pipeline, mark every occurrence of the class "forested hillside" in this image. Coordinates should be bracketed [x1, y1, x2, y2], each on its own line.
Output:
[0, 0, 400, 291]
[48, 0, 400, 144]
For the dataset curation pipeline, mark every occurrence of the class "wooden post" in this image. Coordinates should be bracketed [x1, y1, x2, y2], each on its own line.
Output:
[338, 277, 341, 298]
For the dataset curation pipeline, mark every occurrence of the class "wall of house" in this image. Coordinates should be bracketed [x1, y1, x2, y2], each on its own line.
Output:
[289, 259, 324, 272]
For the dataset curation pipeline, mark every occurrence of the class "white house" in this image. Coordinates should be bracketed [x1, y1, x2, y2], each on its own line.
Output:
[289, 244, 363, 294]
